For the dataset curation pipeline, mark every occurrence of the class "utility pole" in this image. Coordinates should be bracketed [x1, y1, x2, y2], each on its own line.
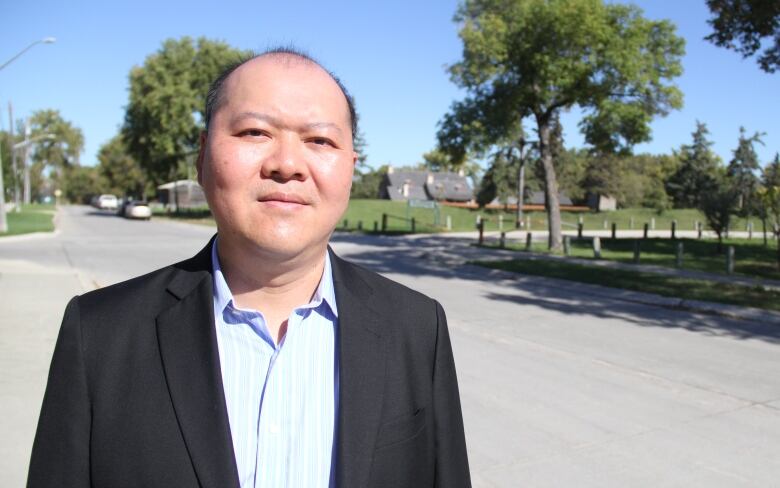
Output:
[9, 102, 19, 211]
[23, 120, 31, 205]
[0, 134, 7, 232]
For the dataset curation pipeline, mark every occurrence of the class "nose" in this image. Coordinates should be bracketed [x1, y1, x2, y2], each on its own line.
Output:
[261, 135, 307, 182]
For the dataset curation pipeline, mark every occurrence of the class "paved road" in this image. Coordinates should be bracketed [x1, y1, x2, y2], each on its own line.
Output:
[2, 206, 779, 487]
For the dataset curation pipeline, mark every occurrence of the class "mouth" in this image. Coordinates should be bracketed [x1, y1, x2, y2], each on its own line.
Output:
[256, 192, 309, 208]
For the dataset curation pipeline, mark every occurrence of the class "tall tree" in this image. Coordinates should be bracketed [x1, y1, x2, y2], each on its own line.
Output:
[705, 0, 780, 73]
[699, 170, 740, 252]
[448, 0, 684, 249]
[727, 127, 763, 215]
[97, 135, 150, 199]
[123, 37, 250, 186]
[26, 110, 85, 200]
[666, 121, 721, 208]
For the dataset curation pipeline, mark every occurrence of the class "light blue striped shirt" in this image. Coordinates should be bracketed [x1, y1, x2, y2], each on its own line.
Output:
[211, 241, 339, 488]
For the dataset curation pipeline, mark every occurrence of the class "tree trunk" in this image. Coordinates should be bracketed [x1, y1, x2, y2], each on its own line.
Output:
[535, 112, 562, 251]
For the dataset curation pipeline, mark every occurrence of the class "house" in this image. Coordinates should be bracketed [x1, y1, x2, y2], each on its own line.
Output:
[379, 167, 473, 202]
[586, 193, 617, 211]
[157, 180, 208, 210]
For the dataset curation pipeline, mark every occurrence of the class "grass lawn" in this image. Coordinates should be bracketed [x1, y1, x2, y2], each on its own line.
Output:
[487, 237, 780, 281]
[475, 258, 780, 312]
[1, 204, 56, 236]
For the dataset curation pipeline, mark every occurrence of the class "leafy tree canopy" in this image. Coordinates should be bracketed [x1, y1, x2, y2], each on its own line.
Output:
[705, 0, 780, 73]
[97, 135, 150, 199]
[666, 121, 721, 208]
[123, 37, 250, 186]
[29, 109, 84, 169]
[727, 126, 764, 215]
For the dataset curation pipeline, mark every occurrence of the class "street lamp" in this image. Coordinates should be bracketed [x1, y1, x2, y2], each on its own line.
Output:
[0, 36, 56, 232]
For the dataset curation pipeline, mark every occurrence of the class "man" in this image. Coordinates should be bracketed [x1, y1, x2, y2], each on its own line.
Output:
[28, 49, 470, 488]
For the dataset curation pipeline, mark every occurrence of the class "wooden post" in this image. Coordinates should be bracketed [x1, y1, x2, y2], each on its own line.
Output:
[726, 245, 735, 274]
[671, 220, 677, 239]
[748, 221, 753, 240]
[446, 215, 452, 231]
[525, 232, 532, 251]
[675, 241, 684, 268]
[643, 223, 649, 239]
[357, 220, 363, 231]
[373, 221, 378, 232]
[563, 235, 571, 256]
[611, 222, 617, 239]
[343, 219, 348, 229]
[592, 237, 602, 259]
[381, 213, 387, 232]
[478, 220, 484, 245]
[633, 240, 640, 264]
[697, 221, 703, 239]
[499, 231, 506, 249]
[411, 217, 416, 233]
[577, 222, 583, 239]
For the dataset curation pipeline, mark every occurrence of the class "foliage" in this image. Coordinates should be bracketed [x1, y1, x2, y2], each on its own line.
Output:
[666, 121, 721, 208]
[26, 110, 85, 199]
[123, 37, 250, 186]
[350, 165, 386, 199]
[61, 165, 101, 204]
[698, 170, 740, 250]
[727, 127, 763, 216]
[447, 0, 684, 249]
[97, 135, 150, 199]
[705, 0, 780, 73]
[353, 128, 368, 169]
[476, 148, 516, 206]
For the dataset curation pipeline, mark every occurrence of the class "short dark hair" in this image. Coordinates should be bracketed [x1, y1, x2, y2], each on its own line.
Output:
[204, 47, 358, 141]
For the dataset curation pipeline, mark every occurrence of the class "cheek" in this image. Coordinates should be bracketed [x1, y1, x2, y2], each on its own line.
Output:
[207, 143, 263, 190]
[313, 154, 355, 196]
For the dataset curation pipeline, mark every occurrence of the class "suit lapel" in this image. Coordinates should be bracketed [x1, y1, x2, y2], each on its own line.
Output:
[331, 251, 387, 488]
[156, 240, 240, 488]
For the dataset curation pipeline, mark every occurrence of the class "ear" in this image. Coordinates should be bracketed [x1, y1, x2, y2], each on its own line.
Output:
[196, 131, 207, 186]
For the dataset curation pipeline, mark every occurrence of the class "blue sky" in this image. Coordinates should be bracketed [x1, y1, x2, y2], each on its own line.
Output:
[0, 0, 777, 172]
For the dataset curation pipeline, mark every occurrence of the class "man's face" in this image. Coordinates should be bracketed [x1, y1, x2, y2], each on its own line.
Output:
[198, 57, 356, 259]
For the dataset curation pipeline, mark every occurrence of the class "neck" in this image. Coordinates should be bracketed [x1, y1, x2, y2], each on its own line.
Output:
[217, 237, 327, 343]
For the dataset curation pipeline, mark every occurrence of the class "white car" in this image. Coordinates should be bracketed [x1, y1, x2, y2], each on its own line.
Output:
[123, 201, 152, 220]
[97, 194, 118, 211]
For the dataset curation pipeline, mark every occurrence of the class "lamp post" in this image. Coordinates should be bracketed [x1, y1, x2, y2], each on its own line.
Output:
[0, 37, 56, 232]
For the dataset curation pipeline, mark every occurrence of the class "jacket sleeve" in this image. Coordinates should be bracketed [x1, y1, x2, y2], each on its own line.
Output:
[27, 297, 91, 487]
[432, 301, 472, 488]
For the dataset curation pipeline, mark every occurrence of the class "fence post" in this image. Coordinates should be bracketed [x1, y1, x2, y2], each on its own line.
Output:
[726, 245, 735, 274]
[611, 222, 617, 239]
[697, 221, 703, 239]
[633, 240, 641, 264]
[525, 232, 532, 251]
[651, 217, 656, 230]
[592, 236, 602, 259]
[373, 221, 378, 232]
[629, 217, 634, 230]
[526, 215, 531, 230]
[478, 220, 484, 245]
[671, 220, 677, 239]
[577, 222, 584, 238]
[748, 221, 753, 240]
[675, 241, 684, 268]
[499, 231, 506, 249]
[563, 235, 571, 256]
[381, 213, 387, 232]
[343, 219, 348, 229]
[411, 217, 416, 233]
[643, 223, 649, 239]
[446, 215, 452, 231]
[357, 220, 363, 231]
[498, 214, 504, 231]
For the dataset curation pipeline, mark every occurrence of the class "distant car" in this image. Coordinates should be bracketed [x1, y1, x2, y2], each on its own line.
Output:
[123, 200, 152, 220]
[97, 194, 118, 211]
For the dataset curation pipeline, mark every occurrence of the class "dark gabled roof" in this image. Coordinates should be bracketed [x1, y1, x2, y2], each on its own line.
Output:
[385, 171, 429, 188]
[527, 191, 573, 206]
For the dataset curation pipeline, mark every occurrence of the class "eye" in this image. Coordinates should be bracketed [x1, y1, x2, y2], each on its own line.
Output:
[237, 128, 267, 138]
[308, 137, 335, 147]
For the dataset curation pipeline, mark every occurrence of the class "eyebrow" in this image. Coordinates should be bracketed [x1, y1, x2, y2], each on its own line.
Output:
[231, 111, 344, 135]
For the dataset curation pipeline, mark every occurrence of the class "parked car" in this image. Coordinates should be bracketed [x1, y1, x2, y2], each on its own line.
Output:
[96, 194, 118, 211]
[123, 200, 152, 220]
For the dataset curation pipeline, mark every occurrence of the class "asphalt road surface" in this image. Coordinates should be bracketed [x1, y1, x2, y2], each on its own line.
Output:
[2, 205, 779, 487]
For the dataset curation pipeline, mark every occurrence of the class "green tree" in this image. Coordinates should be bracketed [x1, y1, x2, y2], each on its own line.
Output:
[666, 121, 721, 208]
[699, 170, 739, 252]
[448, 0, 684, 249]
[123, 37, 250, 186]
[62, 165, 101, 204]
[727, 127, 763, 216]
[27, 110, 85, 198]
[97, 135, 150, 199]
[705, 0, 780, 73]
[764, 152, 780, 187]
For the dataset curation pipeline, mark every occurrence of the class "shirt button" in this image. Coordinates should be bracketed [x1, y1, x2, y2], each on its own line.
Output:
[269, 424, 281, 434]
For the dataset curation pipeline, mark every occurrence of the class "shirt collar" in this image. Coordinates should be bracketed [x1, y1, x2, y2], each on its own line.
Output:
[211, 238, 338, 318]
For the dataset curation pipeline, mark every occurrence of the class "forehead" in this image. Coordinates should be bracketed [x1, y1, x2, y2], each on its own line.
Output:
[218, 56, 350, 125]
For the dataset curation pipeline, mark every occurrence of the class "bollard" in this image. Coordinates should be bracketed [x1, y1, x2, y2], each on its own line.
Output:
[643, 223, 649, 239]
[357, 220, 363, 231]
[563, 235, 571, 256]
[499, 231, 506, 249]
[577, 222, 584, 238]
[478, 220, 485, 245]
[373, 221, 378, 232]
[633, 240, 641, 264]
[675, 241, 684, 268]
[498, 215, 504, 231]
[611, 223, 617, 240]
[411, 217, 416, 233]
[381, 213, 388, 232]
[343, 219, 349, 229]
[697, 221, 703, 239]
[726, 245, 735, 274]
[525, 232, 532, 251]
[446, 215, 452, 231]
[592, 236, 602, 259]
[578, 215, 584, 225]
[671, 220, 677, 240]
[651, 217, 655, 230]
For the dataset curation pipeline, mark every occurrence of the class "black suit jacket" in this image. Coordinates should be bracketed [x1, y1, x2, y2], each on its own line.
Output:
[28, 240, 471, 488]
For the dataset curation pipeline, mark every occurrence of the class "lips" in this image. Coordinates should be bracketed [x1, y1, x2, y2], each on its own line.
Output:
[256, 192, 309, 207]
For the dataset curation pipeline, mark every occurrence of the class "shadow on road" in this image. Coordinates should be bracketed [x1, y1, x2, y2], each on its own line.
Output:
[330, 232, 780, 344]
